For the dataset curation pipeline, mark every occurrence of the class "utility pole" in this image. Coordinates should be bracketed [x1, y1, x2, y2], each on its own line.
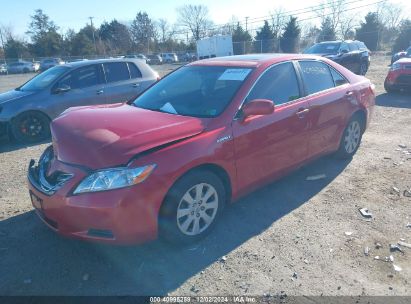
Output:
[0, 28, 7, 68]
[245, 16, 249, 32]
[88, 16, 97, 55]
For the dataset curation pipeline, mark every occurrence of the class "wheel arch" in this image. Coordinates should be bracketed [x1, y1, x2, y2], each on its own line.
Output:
[351, 109, 367, 132]
[160, 163, 233, 212]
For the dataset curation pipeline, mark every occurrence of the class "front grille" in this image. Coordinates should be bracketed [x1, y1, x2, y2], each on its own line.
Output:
[28, 146, 73, 195]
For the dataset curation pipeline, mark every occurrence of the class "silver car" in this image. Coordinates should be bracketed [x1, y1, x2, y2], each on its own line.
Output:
[7, 61, 38, 74]
[0, 59, 159, 143]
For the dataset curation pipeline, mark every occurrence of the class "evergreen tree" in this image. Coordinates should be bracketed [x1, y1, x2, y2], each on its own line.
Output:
[255, 21, 275, 53]
[318, 17, 336, 42]
[232, 23, 251, 54]
[130, 12, 156, 53]
[355, 12, 381, 51]
[280, 16, 301, 53]
[26, 9, 62, 57]
[392, 19, 411, 52]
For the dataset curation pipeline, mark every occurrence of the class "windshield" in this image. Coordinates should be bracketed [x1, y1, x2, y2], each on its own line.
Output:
[304, 42, 341, 54]
[133, 65, 252, 118]
[19, 66, 69, 91]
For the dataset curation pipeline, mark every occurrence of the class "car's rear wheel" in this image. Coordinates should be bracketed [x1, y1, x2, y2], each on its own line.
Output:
[11, 111, 51, 144]
[159, 170, 226, 244]
[335, 114, 364, 159]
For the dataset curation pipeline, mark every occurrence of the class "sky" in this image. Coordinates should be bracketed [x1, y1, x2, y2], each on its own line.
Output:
[0, 0, 409, 39]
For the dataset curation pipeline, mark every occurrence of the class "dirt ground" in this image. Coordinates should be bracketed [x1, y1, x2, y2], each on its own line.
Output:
[0, 57, 410, 298]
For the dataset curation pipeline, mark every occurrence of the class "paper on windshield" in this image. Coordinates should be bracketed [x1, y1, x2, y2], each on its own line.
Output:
[160, 102, 177, 114]
[218, 69, 251, 81]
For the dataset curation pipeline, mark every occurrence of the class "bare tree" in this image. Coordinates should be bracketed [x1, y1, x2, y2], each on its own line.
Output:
[339, 14, 358, 39]
[376, 1, 403, 30]
[157, 18, 169, 44]
[316, 0, 347, 38]
[270, 7, 287, 38]
[177, 4, 212, 41]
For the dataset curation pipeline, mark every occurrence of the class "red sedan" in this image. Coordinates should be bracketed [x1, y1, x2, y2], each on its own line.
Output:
[384, 57, 411, 93]
[27, 54, 375, 245]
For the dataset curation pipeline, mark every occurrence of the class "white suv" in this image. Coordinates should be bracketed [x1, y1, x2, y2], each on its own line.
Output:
[160, 53, 178, 63]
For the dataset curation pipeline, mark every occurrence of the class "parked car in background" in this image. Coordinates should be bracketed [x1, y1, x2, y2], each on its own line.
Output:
[27, 54, 375, 245]
[7, 61, 38, 74]
[304, 40, 370, 75]
[125, 54, 149, 63]
[384, 57, 411, 93]
[391, 47, 411, 64]
[0, 59, 159, 143]
[147, 54, 163, 65]
[160, 52, 178, 63]
[40, 58, 65, 71]
[0, 64, 7, 74]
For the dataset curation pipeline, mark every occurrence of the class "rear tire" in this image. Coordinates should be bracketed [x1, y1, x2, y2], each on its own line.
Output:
[335, 114, 364, 159]
[159, 170, 226, 244]
[11, 111, 51, 144]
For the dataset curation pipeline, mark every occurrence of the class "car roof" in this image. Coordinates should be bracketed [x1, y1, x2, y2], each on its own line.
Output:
[189, 53, 324, 68]
[64, 58, 144, 68]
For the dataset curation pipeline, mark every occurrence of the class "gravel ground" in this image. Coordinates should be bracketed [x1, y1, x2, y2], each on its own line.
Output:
[0, 57, 410, 297]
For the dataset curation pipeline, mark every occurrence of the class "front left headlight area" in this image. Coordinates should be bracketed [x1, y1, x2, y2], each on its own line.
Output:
[391, 63, 401, 71]
[73, 164, 156, 194]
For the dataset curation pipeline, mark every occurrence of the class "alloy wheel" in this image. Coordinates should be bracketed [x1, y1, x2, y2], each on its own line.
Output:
[344, 120, 361, 154]
[176, 183, 219, 236]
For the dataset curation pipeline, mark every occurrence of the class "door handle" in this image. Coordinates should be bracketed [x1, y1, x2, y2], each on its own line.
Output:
[296, 108, 309, 118]
[132, 83, 140, 88]
[96, 89, 104, 95]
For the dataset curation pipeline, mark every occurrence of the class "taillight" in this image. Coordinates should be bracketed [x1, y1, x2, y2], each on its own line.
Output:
[370, 83, 376, 95]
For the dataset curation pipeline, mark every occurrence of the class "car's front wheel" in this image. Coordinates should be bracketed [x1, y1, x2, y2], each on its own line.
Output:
[335, 114, 364, 159]
[159, 170, 226, 244]
[11, 111, 51, 144]
[359, 61, 368, 75]
[384, 80, 396, 93]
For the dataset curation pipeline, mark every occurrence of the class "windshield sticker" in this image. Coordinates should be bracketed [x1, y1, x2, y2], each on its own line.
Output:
[326, 46, 337, 50]
[218, 69, 251, 81]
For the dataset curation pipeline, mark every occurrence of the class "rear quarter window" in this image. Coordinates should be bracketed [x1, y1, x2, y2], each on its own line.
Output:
[128, 62, 142, 79]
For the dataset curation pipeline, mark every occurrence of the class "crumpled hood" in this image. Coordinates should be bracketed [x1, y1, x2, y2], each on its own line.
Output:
[51, 103, 206, 169]
[0, 90, 35, 105]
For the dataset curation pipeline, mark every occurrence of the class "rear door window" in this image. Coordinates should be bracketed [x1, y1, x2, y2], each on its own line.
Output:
[299, 61, 335, 95]
[57, 65, 102, 89]
[103, 62, 130, 83]
[128, 62, 142, 79]
[247, 62, 301, 105]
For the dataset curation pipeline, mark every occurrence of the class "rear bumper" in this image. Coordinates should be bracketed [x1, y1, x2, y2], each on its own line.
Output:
[27, 149, 165, 245]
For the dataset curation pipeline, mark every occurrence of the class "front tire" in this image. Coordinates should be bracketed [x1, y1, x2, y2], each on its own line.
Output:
[11, 111, 51, 144]
[384, 80, 395, 93]
[335, 115, 364, 159]
[359, 61, 368, 75]
[159, 170, 226, 244]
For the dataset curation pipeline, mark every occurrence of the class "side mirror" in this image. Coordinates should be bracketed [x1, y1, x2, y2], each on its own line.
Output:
[53, 84, 71, 94]
[340, 49, 349, 54]
[241, 99, 275, 119]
